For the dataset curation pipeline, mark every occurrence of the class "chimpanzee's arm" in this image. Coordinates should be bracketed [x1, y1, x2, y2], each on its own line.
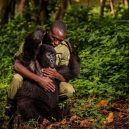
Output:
[56, 65, 70, 81]
[56, 53, 80, 81]
[56, 42, 80, 82]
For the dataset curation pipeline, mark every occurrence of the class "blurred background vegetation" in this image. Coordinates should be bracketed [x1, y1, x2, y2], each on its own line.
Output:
[0, 0, 129, 125]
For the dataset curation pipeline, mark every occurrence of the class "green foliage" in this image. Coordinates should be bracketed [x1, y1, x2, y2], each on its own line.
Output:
[64, 6, 129, 100]
[0, 83, 8, 116]
[64, 5, 91, 27]
[0, 57, 13, 83]
[115, 5, 129, 20]
[0, 16, 37, 80]
[0, 16, 36, 58]
[70, 20, 129, 100]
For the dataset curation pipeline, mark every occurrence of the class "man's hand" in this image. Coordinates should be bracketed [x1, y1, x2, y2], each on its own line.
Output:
[37, 76, 55, 92]
[42, 68, 58, 78]
[42, 67, 66, 82]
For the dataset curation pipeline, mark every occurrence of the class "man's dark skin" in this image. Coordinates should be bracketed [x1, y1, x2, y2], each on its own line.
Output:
[14, 27, 67, 92]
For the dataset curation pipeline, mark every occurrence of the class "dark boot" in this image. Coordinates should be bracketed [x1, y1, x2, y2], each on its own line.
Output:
[5, 98, 17, 117]
[59, 95, 68, 102]
[51, 101, 70, 122]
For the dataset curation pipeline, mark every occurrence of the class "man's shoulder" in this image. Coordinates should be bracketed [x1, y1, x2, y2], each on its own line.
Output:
[61, 41, 69, 47]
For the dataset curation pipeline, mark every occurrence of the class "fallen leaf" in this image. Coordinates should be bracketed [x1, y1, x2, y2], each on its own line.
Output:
[69, 115, 80, 122]
[106, 112, 114, 123]
[41, 118, 51, 126]
[80, 120, 90, 127]
[60, 118, 67, 125]
[46, 124, 53, 129]
[96, 100, 108, 108]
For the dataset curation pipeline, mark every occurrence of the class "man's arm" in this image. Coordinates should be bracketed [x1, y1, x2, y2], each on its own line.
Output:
[14, 59, 55, 92]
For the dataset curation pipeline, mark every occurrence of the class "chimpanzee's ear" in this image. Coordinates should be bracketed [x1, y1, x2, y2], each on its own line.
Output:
[37, 45, 45, 58]
[39, 44, 46, 52]
[41, 44, 47, 51]
[41, 44, 53, 52]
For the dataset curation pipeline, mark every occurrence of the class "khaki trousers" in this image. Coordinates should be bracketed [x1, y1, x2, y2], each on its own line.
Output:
[8, 74, 75, 100]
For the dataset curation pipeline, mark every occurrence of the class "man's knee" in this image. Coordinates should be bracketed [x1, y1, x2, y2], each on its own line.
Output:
[59, 82, 75, 98]
[8, 74, 23, 99]
[10, 74, 23, 89]
[13, 74, 23, 82]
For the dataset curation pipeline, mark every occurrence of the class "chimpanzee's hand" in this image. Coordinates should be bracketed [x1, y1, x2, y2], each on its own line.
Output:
[37, 76, 55, 92]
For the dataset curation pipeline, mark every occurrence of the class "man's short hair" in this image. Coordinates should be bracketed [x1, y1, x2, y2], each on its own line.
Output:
[50, 20, 67, 34]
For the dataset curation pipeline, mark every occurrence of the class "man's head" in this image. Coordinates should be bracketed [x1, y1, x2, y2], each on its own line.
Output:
[49, 21, 67, 47]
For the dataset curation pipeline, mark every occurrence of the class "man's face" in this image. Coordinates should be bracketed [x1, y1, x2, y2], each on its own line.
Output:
[49, 27, 66, 47]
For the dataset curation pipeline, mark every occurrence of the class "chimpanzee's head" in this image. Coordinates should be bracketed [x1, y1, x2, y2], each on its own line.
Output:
[37, 44, 56, 69]
[23, 29, 44, 62]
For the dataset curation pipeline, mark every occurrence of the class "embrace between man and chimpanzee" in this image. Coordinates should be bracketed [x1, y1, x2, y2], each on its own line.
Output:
[6, 21, 80, 123]
[16, 43, 60, 122]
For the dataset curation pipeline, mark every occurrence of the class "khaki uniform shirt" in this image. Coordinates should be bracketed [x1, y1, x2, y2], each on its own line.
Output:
[54, 41, 70, 66]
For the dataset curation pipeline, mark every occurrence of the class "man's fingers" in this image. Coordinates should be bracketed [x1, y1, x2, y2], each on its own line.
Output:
[40, 77, 55, 92]
[44, 70, 53, 74]
[49, 82, 55, 92]
[46, 82, 55, 92]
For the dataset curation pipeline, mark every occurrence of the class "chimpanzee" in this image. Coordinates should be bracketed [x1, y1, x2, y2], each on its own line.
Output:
[16, 44, 60, 122]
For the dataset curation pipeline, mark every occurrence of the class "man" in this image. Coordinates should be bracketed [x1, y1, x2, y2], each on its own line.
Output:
[6, 20, 80, 116]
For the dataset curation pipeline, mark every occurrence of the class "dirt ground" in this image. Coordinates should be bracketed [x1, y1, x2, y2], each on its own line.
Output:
[0, 100, 129, 129]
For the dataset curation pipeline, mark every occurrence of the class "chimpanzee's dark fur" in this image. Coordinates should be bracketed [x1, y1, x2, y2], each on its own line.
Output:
[16, 44, 60, 122]
[56, 41, 80, 82]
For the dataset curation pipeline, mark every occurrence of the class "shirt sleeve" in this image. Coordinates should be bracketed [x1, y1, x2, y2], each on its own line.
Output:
[14, 42, 24, 60]
[59, 45, 70, 66]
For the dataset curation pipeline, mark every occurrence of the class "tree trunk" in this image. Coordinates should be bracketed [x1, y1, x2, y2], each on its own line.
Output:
[119, 0, 128, 6]
[99, 0, 106, 17]
[10, 0, 16, 19]
[31, 0, 49, 24]
[0, 0, 8, 24]
[120, 0, 125, 5]
[126, 0, 129, 19]
[40, 0, 49, 24]
[15, 0, 27, 15]
[55, 0, 71, 20]
[0, 0, 16, 24]
[109, 0, 115, 16]
[86, 0, 90, 7]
